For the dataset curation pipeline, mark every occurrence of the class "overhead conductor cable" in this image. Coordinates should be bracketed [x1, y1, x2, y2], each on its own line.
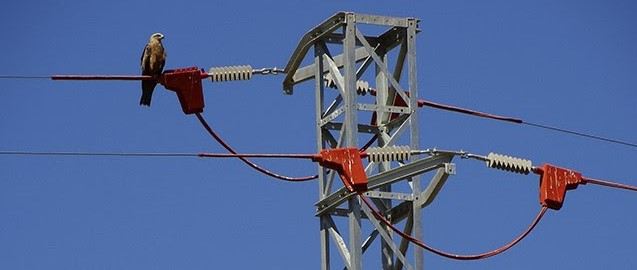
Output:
[360, 194, 549, 260]
[4, 71, 635, 148]
[194, 112, 318, 182]
[331, 80, 637, 149]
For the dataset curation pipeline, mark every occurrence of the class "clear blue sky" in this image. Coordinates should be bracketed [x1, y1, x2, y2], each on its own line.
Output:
[1, 1, 636, 269]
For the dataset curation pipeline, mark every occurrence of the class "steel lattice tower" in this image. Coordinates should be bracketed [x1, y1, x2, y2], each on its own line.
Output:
[283, 12, 453, 270]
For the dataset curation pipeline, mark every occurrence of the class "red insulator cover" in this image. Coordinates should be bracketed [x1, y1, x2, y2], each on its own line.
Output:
[159, 67, 206, 114]
[313, 148, 368, 192]
[536, 164, 583, 210]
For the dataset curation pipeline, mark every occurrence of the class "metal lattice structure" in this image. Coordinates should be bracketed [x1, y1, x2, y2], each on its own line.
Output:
[283, 12, 455, 270]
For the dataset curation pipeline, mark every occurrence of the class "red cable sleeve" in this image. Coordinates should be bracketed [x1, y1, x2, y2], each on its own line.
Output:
[416, 98, 637, 149]
[360, 194, 548, 261]
[417, 99, 524, 124]
[197, 153, 316, 159]
[51, 75, 155, 80]
[583, 177, 637, 192]
[195, 113, 318, 182]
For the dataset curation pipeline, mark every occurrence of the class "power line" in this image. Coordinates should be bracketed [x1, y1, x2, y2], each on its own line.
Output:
[199, 152, 315, 159]
[583, 176, 637, 192]
[0, 151, 199, 157]
[357, 168, 637, 261]
[0, 74, 155, 80]
[51, 75, 155, 81]
[418, 99, 523, 124]
[194, 113, 380, 182]
[195, 112, 319, 182]
[0, 75, 51, 79]
[3, 73, 634, 149]
[417, 99, 637, 149]
[0, 150, 316, 159]
[360, 194, 549, 261]
[362, 87, 637, 149]
[522, 122, 637, 148]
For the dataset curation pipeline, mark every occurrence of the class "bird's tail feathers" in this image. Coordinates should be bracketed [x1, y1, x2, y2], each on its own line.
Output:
[139, 95, 152, 106]
[140, 81, 156, 106]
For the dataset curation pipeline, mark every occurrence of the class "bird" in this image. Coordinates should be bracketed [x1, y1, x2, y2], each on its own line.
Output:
[139, 32, 166, 106]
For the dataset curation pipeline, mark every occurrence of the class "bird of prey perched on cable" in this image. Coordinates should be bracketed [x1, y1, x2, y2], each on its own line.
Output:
[139, 32, 166, 106]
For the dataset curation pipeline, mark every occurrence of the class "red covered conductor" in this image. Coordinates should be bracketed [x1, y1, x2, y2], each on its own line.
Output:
[312, 148, 368, 192]
[159, 67, 207, 114]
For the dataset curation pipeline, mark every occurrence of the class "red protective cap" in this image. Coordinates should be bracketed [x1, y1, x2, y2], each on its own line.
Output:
[312, 148, 368, 192]
[536, 164, 583, 210]
[159, 67, 207, 114]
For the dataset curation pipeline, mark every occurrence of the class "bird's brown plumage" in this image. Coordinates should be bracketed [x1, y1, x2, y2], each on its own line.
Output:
[140, 33, 166, 106]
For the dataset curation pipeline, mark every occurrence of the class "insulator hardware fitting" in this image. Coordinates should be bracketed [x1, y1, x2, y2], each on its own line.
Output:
[208, 65, 253, 82]
[324, 76, 372, 95]
[366, 145, 412, 162]
[486, 153, 533, 175]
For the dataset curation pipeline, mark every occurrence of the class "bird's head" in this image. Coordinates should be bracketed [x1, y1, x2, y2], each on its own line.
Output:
[150, 32, 165, 41]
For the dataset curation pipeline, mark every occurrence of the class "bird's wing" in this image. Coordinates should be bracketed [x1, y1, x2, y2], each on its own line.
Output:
[140, 44, 151, 74]
[158, 50, 166, 72]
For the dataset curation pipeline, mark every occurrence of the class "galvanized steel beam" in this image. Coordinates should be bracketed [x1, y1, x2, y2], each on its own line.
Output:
[283, 12, 438, 270]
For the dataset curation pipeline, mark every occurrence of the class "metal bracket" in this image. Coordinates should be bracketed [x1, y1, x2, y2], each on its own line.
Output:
[316, 154, 452, 216]
[319, 106, 345, 127]
[444, 162, 456, 175]
[357, 103, 411, 114]
[363, 190, 414, 201]
[416, 166, 452, 208]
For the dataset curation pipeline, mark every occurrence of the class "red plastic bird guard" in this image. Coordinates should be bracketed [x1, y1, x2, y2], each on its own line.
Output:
[312, 148, 368, 192]
[159, 67, 207, 114]
[535, 164, 584, 210]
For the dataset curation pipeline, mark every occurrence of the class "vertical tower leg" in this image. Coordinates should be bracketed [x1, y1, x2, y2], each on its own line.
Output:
[343, 13, 362, 270]
[406, 18, 423, 270]
[315, 44, 330, 270]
